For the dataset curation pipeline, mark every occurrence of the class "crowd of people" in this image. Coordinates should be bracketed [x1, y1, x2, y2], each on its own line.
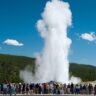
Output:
[0, 81, 96, 95]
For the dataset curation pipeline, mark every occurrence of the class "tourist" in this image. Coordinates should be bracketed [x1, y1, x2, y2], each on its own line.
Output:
[12, 84, 16, 96]
[49, 81, 54, 94]
[3, 81, 8, 95]
[75, 84, 80, 94]
[18, 83, 22, 94]
[26, 84, 29, 94]
[94, 85, 96, 95]
[0, 81, 96, 95]
[22, 83, 25, 94]
[67, 83, 71, 94]
[88, 84, 93, 94]
[8, 83, 12, 96]
[70, 83, 74, 94]
[29, 83, 34, 94]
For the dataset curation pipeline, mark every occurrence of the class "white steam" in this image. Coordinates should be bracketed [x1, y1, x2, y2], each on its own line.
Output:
[35, 0, 72, 83]
[70, 76, 81, 84]
[20, 0, 81, 84]
[20, 70, 33, 83]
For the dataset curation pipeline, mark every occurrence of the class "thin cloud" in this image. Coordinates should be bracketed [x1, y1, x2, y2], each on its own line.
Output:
[3, 39, 24, 46]
[80, 32, 96, 42]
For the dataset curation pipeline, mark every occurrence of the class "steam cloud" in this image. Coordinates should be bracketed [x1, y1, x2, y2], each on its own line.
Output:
[20, 0, 81, 84]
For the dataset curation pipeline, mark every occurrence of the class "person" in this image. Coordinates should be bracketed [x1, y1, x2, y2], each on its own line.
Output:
[70, 83, 74, 94]
[88, 84, 93, 94]
[63, 84, 67, 94]
[67, 84, 71, 94]
[1, 83, 3, 94]
[3, 81, 8, 95]
[80, 84, 83, 94]
[12, 84, 16, 96]
[8, 83, 12, 96]
[22, 83, 25, 94]
[18, 83, 22, 94]
[29, 83, 34, 94]
[55, 83, 60, 94]
[53, 83, 56, 94]
[15, 83, 19, 94]
[75, 84, 80, 94]
[82, 84, 86, 94]
[35, 83, 39, 94]
[49, 82, 54, 94]
[26, 84, 29, 94]
[38, 84, 42, 94]
[94, 85, 96, 96]
[43, 83, 49, 94]
[59, 84, 64, 94]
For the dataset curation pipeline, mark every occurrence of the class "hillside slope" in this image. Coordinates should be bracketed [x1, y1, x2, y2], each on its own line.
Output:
[0, 54, 35, 82]
[0, 54, 96, 82]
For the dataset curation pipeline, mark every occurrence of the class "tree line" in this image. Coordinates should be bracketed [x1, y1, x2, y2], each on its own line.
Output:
[0, 54, 96, 83]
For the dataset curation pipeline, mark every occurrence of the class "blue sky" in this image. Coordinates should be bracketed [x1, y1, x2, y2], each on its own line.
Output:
[0, 0, 96, 65]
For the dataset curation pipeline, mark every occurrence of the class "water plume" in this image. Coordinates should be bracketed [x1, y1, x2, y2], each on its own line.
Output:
[20, 0, 81, 84]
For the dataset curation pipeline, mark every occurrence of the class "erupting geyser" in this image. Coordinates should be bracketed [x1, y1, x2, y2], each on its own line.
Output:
[20, 0, 81, 83]
[35, 0, 72, 83]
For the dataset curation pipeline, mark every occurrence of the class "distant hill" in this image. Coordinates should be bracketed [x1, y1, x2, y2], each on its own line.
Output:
[70, 63, 96, 81]
[0, 54, 96, 83]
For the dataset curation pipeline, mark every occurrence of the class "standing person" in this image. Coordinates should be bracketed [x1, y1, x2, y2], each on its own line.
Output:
[0, 84, 1, 94]
[57, 84, 60, 94]
[22, 83, 25, 94]
[82, 85, 86, 94]
[59, 84, 64, 94]
[12, 84, 16, 96]
[53, 83, 56, 94]
[88, 84, 93, 94]
[63, 84, 67, 94]
[46, 83, 49, 94]
[70, 83, 74, 94]
[35, 83, 39, 94]
[38, 84, 42, 94]
[15, 83, 19, 94]
[55, 83, 60, 94]
[41, 83, 44, 94]
[18, 83, 22, 94]
[40, 83, 43, 94]
[67, 84, 71, 94]
[26, 84, 29, 95]
[8, 83, 12, 96]
[94, 85, 96, 96]
[43, 83, 46, 94]
[75, 84, 80, 94]
[1, 83, 3, 94]
[29, 83, 34, 94]
[80, 84, 83, 94]
[3, 81, 8, 95]
[43, 83, 49, 94]
[49, 82, 54, 94]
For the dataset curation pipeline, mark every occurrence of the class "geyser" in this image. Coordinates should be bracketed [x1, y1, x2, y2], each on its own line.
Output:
[20, 0, 78, 83]
[35, 0, 72, 83]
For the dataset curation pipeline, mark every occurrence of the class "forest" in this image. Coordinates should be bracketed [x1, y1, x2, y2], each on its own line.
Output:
[0, 54, 96, 83]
